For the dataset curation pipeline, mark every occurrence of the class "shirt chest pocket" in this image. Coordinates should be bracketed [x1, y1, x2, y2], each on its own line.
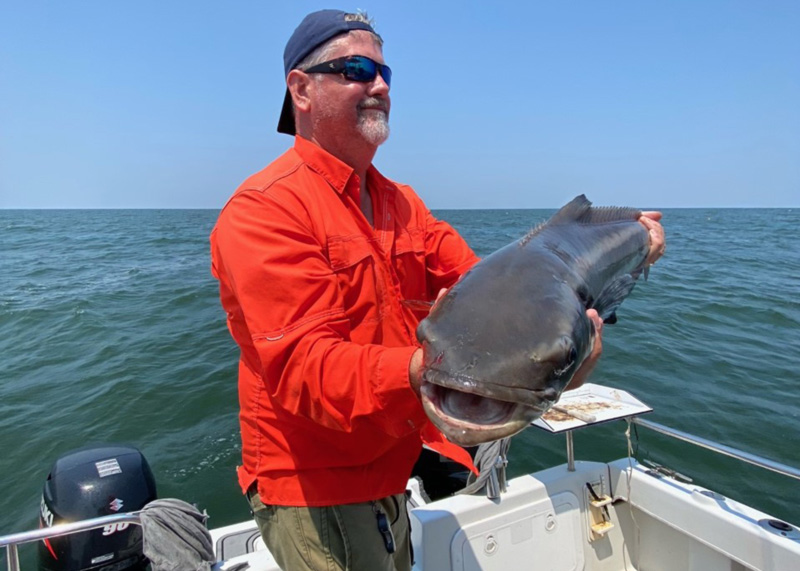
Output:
[327, 235, 382, 326]
[392, 228, 427, 301]
[327, 234, 373, 271]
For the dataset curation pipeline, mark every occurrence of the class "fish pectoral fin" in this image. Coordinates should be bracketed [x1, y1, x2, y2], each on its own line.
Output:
[591, 275, 637, 323]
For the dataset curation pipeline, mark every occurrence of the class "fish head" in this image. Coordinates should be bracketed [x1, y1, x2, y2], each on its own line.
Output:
[416, 279, 595, 446]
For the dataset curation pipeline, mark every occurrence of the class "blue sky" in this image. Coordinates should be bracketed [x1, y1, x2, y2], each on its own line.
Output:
[1, 1, 798, 209]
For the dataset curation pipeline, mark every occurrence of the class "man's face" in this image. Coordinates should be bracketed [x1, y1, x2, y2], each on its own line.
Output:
[308, 31, 391, 147]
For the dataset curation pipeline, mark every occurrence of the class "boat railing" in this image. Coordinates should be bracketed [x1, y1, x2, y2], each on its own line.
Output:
[0, 512, 141, 571]
[631, 417, 800, 482]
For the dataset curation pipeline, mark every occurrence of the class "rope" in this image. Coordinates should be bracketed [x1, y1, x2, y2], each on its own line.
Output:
[457, 437, 511, 496]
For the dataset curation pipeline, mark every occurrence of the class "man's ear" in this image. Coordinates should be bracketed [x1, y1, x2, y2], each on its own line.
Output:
[287, 70, 312, 112]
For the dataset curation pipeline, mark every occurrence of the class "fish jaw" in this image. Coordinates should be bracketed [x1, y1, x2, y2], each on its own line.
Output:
[419, 369, 555, 446]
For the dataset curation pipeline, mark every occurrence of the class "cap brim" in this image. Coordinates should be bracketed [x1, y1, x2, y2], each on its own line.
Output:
[277, 89, 295, 135]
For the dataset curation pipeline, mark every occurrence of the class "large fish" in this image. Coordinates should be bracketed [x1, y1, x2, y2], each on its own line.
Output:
[417, 195, 652, 446]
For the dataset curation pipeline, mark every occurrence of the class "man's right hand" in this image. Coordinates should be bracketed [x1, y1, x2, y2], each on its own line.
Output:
[409, 288, 448, 396]
[409, 348, 424, 397]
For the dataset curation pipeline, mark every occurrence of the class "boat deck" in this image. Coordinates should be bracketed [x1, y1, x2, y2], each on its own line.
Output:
[209, 458, 800, 571]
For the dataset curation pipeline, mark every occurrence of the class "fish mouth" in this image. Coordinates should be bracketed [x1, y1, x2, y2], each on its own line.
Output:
[420, 369, 554, 447]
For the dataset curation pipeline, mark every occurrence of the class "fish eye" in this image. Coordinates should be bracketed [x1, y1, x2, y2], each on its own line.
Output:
[567, 345, 577, 365]
[559, 336, 577, 368]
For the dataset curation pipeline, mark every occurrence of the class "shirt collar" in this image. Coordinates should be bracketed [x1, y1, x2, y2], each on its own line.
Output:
[292, 136, 391, 196]
[293, 136, 356, 195]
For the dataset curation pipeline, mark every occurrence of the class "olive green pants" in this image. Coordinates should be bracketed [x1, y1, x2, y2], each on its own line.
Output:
[247, 489, 412, 571]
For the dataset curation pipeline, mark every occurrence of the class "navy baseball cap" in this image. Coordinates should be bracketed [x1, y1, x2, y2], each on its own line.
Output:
[277, 9, 381, 135]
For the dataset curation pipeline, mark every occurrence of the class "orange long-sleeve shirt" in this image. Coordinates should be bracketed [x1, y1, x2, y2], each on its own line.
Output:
[210, 137, 479, 506]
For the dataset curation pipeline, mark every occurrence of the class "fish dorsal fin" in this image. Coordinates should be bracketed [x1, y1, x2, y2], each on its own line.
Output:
[547, 194, 593, 225]
[520, 195, 642, 246]
[521, 195, 591, 245]
[550, 194, 642, 225]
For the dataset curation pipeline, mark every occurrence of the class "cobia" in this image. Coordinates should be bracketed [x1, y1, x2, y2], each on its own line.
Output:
[417, 195, 652, 446]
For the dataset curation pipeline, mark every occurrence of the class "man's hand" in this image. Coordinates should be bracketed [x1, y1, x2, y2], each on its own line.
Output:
[639, 212, 666, 266]
[564, 309, 604, 391]
[409, 288, 449, 397]
[409, 348, 424, 397]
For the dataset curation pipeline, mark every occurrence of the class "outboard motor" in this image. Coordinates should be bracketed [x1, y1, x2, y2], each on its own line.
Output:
[38, 444, 157, 571]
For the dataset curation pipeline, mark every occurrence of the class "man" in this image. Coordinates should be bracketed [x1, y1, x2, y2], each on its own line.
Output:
[210, 9, 665, 571]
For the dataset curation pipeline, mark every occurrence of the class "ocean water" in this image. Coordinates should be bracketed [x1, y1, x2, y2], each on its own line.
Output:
[2, 207, 799, 565]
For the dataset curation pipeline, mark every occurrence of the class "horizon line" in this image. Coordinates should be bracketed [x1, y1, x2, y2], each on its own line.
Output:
[1, 205, 797, 211]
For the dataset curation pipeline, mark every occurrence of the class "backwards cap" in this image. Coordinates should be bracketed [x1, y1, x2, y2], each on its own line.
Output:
[278, 9, 380, 135]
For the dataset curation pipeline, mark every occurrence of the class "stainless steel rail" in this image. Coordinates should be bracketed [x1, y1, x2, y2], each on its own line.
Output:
[0, 513, 141, 571]
[632, 417, 800, 482]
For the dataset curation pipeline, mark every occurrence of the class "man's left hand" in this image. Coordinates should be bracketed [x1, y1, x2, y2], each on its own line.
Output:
[639, 212, 666, 265]
[564, 309, 604, 391]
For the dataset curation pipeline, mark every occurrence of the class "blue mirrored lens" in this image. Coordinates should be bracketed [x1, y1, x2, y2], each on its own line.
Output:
[344, 57, 391, 87]
[344, 58, 374, 81]
[379, 64, 391, 86]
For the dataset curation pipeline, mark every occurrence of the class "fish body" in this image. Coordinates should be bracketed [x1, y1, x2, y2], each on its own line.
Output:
[417, 195, 651, 446]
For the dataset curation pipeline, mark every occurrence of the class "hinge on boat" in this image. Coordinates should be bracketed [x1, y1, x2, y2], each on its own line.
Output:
[585, 481, 615, 540]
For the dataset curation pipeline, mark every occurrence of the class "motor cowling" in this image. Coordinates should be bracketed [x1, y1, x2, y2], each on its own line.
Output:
[38, 444, 157, 571]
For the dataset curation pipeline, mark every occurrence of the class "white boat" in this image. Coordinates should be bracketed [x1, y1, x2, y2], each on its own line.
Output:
[3, 384, 799, 570]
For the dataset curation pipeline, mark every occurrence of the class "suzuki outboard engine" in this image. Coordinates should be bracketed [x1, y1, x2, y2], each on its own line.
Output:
[38, 444, 157, 571]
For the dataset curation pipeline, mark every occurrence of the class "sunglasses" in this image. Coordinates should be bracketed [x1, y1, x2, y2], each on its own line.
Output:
[304, 55, 392, 87]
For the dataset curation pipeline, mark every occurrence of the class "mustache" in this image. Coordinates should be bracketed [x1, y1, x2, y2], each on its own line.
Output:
[358, 97, 389, 113]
